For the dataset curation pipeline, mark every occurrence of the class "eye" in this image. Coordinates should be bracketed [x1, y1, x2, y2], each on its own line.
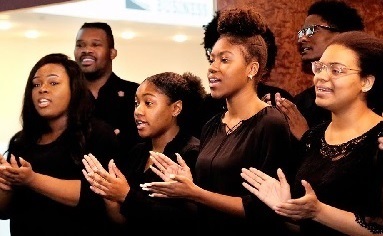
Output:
[134, 100, 139, 108]
[221, 57, 229, 63]
[145, 101, 153, 107]
[32, 83, 41, 88]
[330, 65, 346, 75]
[50, 82, 59, 86]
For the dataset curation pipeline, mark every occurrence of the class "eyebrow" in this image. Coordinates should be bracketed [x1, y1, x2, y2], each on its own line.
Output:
[210, 50, 233, 57]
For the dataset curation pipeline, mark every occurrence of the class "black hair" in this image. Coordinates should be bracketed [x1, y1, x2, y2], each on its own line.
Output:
[203, 9, 276, 78]
[80, 22, 115, 48]
[217, 8, 268, 80]
[329, 31, 383, 114]
[143, 72, 206, 134]
[8, 53, 94, 164]
[308, 0, 364, 32]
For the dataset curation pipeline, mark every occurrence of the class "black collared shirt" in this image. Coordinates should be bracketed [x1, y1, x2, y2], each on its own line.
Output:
[92, 72, 141, 155]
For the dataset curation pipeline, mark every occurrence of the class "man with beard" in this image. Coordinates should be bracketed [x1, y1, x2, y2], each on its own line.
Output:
[74, 22, 140, 155]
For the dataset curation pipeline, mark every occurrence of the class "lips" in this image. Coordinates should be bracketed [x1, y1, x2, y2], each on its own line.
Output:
[37, 98, 51, 108]
[80, 56, 95, 66]
[300, 46, 312, 55]
[135, 120, 147, 130]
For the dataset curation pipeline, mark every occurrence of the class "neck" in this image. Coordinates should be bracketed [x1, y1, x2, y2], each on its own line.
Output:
[39, 115, 68, 144]
[225, 85, 267, 120]
[151, 125, 180, 153]
[85, 71, 112, 98]
[326, 105, 382, 144]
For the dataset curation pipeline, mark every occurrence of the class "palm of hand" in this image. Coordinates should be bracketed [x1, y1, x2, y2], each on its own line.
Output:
[259, 178, 291, 209]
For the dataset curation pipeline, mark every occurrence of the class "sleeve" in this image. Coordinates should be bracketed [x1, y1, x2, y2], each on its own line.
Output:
[242, 109, 295, 233]
[354, 149, 383, 234]
[257, 109, 295, 181]
[76, 119, 121, 233]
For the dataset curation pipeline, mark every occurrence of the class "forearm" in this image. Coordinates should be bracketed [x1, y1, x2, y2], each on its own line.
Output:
[104, 199, 126, 224]
[314, 202, 375, 236]
[191, 186, 245, 217]
[27, 173, 81, 206]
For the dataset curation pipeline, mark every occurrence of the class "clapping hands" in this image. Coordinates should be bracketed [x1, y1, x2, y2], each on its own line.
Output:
[82, 154, 129, 203]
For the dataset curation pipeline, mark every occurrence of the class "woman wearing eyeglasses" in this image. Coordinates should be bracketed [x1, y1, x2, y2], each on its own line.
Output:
[241, 31, 383, 235]
[275, 0, 365, 141]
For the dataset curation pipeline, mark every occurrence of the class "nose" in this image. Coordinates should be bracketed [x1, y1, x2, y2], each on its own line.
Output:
[38, 83, 49, 93]
[298, 35, 309, 43]
[134, 103, 143, 117]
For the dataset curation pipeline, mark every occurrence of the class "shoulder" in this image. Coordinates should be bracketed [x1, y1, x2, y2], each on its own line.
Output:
[257, 83, 294, 101]
[111, 73, 139, 89]
[257, 106, 288, 126]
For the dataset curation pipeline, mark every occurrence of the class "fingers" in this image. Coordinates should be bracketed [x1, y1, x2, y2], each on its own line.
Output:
[149, 165, 167, 181]
[378, 137, 383, 150]
[175, 153, 188, 169]
[9, 155, 19, 168]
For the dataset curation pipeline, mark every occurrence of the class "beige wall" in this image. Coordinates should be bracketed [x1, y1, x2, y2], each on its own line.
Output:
[0, 35, 210, 150]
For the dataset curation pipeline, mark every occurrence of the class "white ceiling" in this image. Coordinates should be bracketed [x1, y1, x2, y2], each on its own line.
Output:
[0, 0, 215, 43]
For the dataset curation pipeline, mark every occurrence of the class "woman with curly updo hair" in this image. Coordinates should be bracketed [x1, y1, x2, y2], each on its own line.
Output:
[143, 8, 295, 234]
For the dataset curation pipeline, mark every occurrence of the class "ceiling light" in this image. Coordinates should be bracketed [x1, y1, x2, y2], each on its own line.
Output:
[121, 31, 136, 39]
[172, 34, 187, 43]
[24, 30, 40, 39]
[0, 21, 11, 30]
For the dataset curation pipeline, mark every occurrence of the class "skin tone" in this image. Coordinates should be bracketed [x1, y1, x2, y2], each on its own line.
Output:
[274, 14, 341, 140]
[81, 80, 182, 222]
[241, 44, 383, 235]
[139, 36, 268, 218]
[74, 28, 117, 98]
[0, 64, 81, 207]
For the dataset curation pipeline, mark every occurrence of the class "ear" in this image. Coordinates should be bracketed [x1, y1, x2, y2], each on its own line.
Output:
[361, 75, 375, 93]
[110, 48, 117, 60]
[172, 100, 183, 117]
[248, 61, 260, 79]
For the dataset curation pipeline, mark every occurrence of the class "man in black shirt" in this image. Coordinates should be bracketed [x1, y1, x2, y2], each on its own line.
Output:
[74, 22, 141, 154]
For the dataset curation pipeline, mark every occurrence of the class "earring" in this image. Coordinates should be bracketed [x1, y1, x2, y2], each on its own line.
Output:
[248, 75, 253, 80]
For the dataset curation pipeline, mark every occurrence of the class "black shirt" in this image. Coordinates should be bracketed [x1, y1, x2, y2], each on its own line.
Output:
[92, 72, 141, 155]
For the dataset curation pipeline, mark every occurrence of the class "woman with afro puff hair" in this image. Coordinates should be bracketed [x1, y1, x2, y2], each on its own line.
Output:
[141, 7, 296, 235]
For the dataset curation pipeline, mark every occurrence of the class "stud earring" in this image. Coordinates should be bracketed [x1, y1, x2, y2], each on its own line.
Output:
[248, 75, 253, 80]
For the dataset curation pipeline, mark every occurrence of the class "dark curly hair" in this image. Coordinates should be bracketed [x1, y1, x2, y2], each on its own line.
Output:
[143, 72, 206, 134]
[203, 10, 277, 78]
[7, 53, 94, 164]
[308, 0, 364, 32]
[216, 8, 268, 79]
[329, 31, 383, 115]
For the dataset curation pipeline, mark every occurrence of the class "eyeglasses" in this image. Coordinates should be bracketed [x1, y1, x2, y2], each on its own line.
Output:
[297, 25, 338, 39]
[311, 61, 360, 78]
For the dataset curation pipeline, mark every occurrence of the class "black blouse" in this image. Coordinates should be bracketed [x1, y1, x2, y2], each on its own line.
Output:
[296, 121, 383, 235]
[117, 129, 200, 235]
[196, 106, 295, 234]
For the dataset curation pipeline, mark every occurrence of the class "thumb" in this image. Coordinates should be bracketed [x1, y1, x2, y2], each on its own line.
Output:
[19, 157, 31, 168]
[277, 168, 288, 185]
[301, 180, 314, 195]
[111, 160, 124, 179]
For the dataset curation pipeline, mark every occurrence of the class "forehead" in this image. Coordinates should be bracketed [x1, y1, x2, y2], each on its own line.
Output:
[321, 44, 358, 65]
[303, 14, 327, 28]
[35, 63, 66, 75]
[136, 81, 164, 96]
[76, 28, 107, 41]
[211, 37, 242, 54]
